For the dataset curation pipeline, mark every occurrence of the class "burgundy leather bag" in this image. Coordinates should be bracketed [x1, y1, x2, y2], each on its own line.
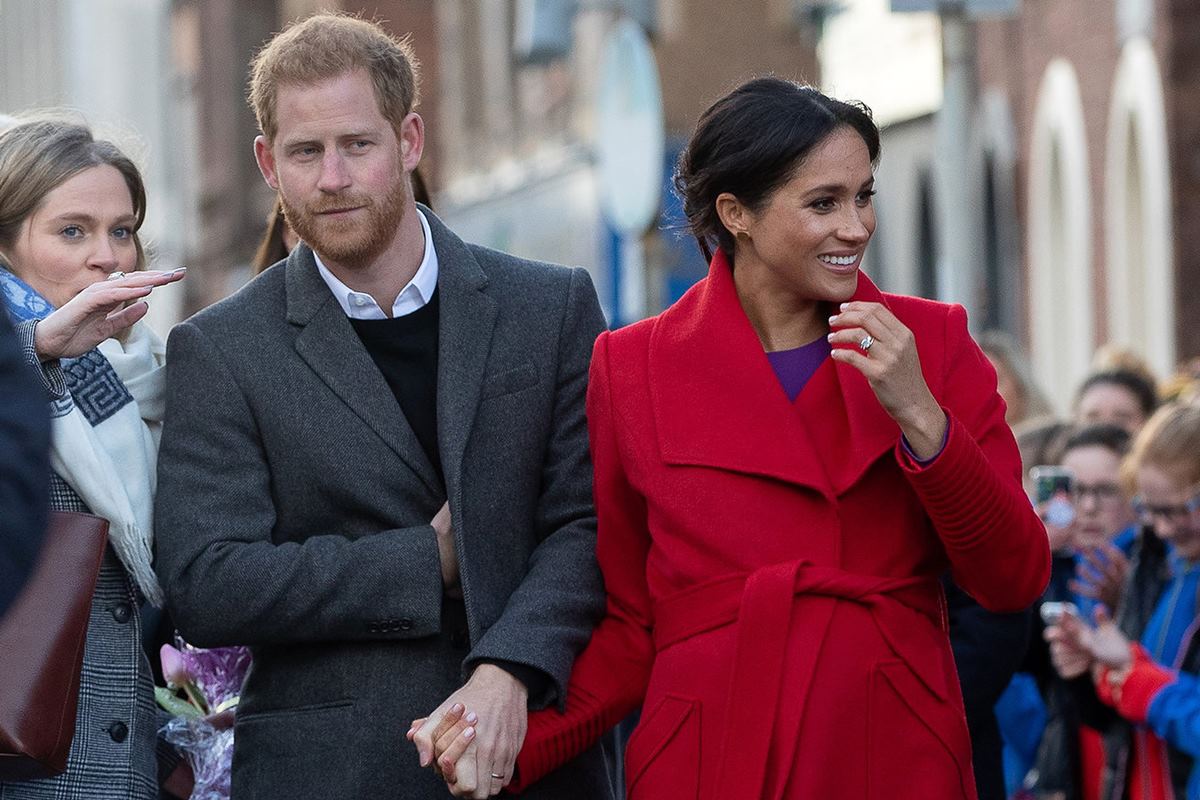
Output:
[0, 511, 108, 780]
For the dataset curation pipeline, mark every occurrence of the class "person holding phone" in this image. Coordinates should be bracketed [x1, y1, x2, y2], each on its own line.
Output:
[1011, 424, 1136, 799]
[0, 118, 186, 800]
[418, 77, 1050, 799]
[1045, 403, 1200, 800]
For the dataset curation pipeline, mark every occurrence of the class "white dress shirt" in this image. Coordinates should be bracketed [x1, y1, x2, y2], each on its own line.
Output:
[313, 208, 440, 320]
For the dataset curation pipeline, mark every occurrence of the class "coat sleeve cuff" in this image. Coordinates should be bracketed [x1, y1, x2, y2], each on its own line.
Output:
[508, 684, 610, 793]
[1115, 644, 1175, 723]
[14, 319, 68, 399]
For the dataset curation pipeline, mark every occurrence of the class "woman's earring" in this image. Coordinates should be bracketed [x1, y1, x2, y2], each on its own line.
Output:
[735, 229, 750, 241]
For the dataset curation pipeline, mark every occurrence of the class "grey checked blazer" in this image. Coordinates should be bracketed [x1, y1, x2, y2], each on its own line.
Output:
[153, 210, 615, 799]
[1, 324, 164, 800]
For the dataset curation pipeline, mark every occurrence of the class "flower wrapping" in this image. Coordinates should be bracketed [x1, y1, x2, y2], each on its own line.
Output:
[157, 637, 252, 800]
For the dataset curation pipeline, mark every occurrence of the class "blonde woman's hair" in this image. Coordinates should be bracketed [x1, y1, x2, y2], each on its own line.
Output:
[1121, 402, 1200, 493]
[248, 11, 420, 142]
[0, 118, 148, 272]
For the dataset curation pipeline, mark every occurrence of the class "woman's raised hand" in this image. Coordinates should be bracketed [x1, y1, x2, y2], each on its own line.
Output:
[828, 301, 947, 459]
[34, 268, 185, 360]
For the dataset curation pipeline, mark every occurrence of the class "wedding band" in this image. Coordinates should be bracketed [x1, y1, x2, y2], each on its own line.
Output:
[490, 773, 505, 780]
[106, 271, 126, 281]
[859, 334, 874, 352]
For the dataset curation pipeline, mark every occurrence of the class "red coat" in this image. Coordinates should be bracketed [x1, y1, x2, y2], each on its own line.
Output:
[512, 252, 1050, 799]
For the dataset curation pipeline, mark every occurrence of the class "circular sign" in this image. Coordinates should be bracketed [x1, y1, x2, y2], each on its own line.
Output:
[594, 18, 665, 235]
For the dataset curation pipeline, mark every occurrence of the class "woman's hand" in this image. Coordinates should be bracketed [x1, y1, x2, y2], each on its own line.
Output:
[828, 301, 947, 459]
[33, 269, 185, 361]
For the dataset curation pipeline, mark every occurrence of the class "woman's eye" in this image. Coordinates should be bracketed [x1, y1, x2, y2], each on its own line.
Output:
[811, 198, 835, 212]
[60, 225, 84, 239]
[856, 190, 877, 206]
[112, 226, 133, 240]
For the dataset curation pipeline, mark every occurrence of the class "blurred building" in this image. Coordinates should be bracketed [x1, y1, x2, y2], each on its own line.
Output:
[434, 0, 822, 323]
[824, 0, 1200, 410]
[0, 0, 197, 335]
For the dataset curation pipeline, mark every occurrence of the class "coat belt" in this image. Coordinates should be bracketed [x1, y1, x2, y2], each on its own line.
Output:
[651, 561, 948, 800]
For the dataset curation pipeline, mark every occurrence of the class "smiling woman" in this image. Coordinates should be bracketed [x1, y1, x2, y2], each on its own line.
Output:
[0, 118, 186, 800]
[426, 77, 1051, 800]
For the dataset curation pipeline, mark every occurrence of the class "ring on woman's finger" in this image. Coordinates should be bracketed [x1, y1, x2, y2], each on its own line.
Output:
[490, 773, 505, 780]
[106, 271, 126, 281]
[858, 334, 874, 352]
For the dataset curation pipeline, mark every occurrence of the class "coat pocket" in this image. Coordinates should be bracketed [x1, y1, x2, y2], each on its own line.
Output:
[480, 362, 538, 399]
[868, 660, 974, 799]
[233, 700, 360, 799]
[625, 694, 701, 800]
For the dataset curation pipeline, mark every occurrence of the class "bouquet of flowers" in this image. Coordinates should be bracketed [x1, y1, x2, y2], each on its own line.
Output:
[155, 637, 252, 800]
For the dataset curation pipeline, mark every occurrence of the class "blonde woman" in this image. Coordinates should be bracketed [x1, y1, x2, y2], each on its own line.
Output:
[0, 118, 184, 799]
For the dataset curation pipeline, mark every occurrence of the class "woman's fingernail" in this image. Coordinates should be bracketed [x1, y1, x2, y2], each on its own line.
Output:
[465, 711, 478, 724]
[826, 333, 835, 342]
[464, 726, 476, 739]
[828, 315, 838, 325]
[840, 303, 849, 311]
[451, 703, 464, 714]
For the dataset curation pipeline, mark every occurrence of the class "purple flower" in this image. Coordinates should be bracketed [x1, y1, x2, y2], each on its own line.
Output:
[160, 644, 191, 688]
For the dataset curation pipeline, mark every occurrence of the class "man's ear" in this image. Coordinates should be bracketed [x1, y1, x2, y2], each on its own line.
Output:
[254, 135, 279, 190]
[397, 112, 425, 174]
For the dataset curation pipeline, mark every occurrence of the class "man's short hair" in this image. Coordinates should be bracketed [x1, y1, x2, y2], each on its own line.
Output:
[248, 11, 420, 142]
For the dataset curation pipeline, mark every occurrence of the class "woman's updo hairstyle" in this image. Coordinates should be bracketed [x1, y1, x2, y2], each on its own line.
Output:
[673, 76, 880, 263]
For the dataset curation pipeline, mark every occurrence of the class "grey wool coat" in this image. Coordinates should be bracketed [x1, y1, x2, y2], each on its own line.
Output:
[153, 209, 616, 799]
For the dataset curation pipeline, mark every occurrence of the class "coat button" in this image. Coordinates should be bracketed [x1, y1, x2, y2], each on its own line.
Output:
[398, 618, 414, 632]
[107, 721, 128, 743]
[111, 603, 132, 624]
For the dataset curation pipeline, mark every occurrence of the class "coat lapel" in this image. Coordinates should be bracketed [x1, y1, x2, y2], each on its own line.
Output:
[649, 253, 900, 498]
[285, 245, 441, 495]
[798, 274, 903, 495]
[649, 251, 833, 498]
[427, 212, 499, 497]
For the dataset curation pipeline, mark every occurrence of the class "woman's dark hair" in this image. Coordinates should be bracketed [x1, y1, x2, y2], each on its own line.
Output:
[673, 76, 881, 262]
[1075, 369, 1159, 419]
[1062, 423, 1132, 458]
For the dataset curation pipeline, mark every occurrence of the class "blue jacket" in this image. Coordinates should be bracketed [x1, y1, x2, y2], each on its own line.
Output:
[0, 307, 50, 616]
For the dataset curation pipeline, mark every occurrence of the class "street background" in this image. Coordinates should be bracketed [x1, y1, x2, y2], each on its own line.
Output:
[1, 0, 1196, 412]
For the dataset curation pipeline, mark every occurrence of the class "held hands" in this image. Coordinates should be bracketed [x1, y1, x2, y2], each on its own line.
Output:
[408, 664, 528, 798]
[33, 269, 186, 361]
[827, 301, 947, 459]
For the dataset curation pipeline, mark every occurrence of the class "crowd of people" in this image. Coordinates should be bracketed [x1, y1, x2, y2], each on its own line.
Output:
[978, 336, 1200, 800]
[0, 9, 1195, 800]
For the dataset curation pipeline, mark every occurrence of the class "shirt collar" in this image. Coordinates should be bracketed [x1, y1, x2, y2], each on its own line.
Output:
[312, 207, 439, 319]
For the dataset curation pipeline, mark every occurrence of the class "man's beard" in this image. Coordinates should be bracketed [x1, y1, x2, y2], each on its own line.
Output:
[281, 178, 407, 269]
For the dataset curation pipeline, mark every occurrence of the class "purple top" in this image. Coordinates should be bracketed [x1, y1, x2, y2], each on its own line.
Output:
[767, 337, 945, 464]
[766, 337, 832, 402]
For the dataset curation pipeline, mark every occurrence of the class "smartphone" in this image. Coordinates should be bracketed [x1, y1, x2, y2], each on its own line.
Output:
[1030, 465, 1076, 528]
[1039, 600, 1079, 626]
[1030, 465, 1074, 504]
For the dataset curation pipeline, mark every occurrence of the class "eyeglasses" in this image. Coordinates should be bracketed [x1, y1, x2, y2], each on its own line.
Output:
[1131, 490, 1200, 524]
[1069, 482, 1123, 504]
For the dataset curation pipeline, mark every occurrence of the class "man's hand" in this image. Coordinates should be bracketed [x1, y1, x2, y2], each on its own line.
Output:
[431, 501, 461, 598]
[411, 664, 529, 798]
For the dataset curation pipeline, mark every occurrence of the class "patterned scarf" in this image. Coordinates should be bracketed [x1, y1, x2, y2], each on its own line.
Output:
[0, 268, 165, 606]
